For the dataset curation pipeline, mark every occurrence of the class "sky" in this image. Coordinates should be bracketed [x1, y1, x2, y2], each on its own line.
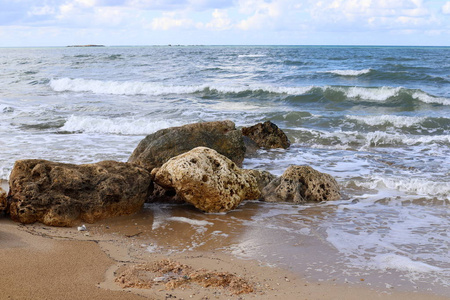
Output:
[1, 0, 449, 46]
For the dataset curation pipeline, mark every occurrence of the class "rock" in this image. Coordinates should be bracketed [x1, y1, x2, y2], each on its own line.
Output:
[242, 121, 290, 149]
[7, 160, 151, 226]
[153, 147, 260, 213]
[261, 165, 340, 203]
[146, 180, 183, 204]
[242, 136, 260, 157]
[128, 120, 246, 171]
[244, 169, 277, 192]
[0, 187, 6, 212]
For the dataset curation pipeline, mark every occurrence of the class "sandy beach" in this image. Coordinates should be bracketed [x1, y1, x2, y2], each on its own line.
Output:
[1, 193, 448, 300]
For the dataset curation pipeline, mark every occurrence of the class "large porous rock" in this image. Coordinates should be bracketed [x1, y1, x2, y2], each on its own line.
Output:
[0, 187, 6, 212]
[153, 147, 260, 213]
[242, 121, 290, 149]
[128, 120, 245, 171]
[7, 160, 151, 226]
[261, 165, 340, 203]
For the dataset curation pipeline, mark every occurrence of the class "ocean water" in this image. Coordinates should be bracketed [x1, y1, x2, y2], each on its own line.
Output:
[1, 46, 449, 295]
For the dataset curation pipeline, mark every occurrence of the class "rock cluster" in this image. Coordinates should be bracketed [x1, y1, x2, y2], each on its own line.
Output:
[4, 120, 341, 226]
[128, 120, 245, 170]
[7, 160, 151, 226]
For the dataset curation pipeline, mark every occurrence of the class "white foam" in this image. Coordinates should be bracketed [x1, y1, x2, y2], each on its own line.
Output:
[61, 115, 181, 135]
[238, 54, 267, 58]
[323, 69, 371, 76]
[50, 77, 315, 96]
[346, 115, 426, 127]
[167, 217, 213, 226]
[372, 254, 442, 273]
[364, 131, 450, 147]
[334, 86, 402, 101]
[350, 175, 450, 199]
[412, 91, 450, 105]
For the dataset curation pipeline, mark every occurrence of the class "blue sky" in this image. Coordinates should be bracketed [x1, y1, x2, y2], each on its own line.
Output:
[1, 0, 449, 46]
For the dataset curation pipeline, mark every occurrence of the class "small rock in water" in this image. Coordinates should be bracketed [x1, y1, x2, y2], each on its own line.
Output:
[77, 224, 87, 231]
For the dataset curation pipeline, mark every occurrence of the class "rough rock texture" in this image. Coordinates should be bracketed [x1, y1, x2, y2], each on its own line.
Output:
[244, 169, 277, 193]
[146, 181, 183, 204]
[261, 165, 340, 203]
[128, 120, 246, 171]
[0, 187, 6, 212]
[7, 159, 151, 226]
[242, 121, 290, 149]
[153, 147, 260, 213]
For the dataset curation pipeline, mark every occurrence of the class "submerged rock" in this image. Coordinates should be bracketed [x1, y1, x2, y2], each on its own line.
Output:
[128, 120, 246, 171]
[261, 165, 340, 203]
[7, 160, 151, 226]
[242, 121, 290, 149]
[0, 187, 6, 212]
[153, 147, 260, 213]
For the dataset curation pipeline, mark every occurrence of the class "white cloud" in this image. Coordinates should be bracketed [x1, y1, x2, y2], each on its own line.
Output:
[236, 0, 283, 30]
[205, 9, 232, 30]
[307, 0, 437, 30]
[443, 2, 450, 14]
[27, 5, 56, 16]
[151, 13, 195, 30]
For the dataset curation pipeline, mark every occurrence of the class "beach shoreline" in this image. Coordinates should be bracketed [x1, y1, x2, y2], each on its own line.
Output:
[1, 211, 448, 300]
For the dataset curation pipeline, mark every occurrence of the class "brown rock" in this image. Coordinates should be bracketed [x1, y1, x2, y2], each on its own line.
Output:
[244, 169, 277, 192]
[7, 160, 151, 226]
[0, 187, 6, 212]
[242, 121, 290, 149]
[153, 147, 260, 213]
[261, 165, 340, 203]
[128, 120, 245, 171]
[146, 180, 183, 204]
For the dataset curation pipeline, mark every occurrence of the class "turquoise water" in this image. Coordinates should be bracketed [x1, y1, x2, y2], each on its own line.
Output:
[0, 46, 449, 295]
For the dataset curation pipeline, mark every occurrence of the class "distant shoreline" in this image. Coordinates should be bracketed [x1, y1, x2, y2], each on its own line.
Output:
[67, 45, 105, 47]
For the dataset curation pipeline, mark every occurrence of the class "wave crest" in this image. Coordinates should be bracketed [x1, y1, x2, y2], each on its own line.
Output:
[49, 78, 449, 105]
[60, 115, 183, 135]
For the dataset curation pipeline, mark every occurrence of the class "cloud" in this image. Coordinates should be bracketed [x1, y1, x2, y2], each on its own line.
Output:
[443, 2, 450, 14]
[205, 9, 232, 30]
[236, 0, 283, 30]
[151, 13, 196, 30]
[306, 0, 438, 31]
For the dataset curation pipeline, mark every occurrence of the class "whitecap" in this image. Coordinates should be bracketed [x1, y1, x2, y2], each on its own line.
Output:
[322, 69, 372, 76]
[238, 54, 267, 58]
[346, 115, 426, 127]
[60, 115, 182, 135]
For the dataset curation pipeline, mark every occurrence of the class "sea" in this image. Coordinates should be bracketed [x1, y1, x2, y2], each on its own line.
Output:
[0, 45, 449, 296]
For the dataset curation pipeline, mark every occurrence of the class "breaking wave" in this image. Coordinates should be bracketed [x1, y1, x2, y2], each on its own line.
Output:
[49, 78, 450, 105]
[60, 115, 183, 135]
[322, 69, 372, 76]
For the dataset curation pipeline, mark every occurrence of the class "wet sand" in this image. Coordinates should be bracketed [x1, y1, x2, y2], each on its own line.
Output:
[1, 206, 448, 299]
